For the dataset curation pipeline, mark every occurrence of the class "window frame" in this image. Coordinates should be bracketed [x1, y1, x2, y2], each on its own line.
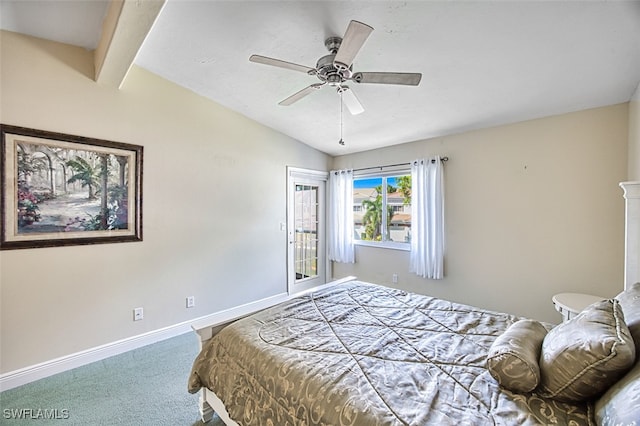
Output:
[353, 169, 411, 251]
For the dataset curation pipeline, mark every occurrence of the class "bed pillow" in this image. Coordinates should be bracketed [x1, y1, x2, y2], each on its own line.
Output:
[615, 282, 640, 356]
[537, 299, 636, 403]
[486, 319, 548, 393]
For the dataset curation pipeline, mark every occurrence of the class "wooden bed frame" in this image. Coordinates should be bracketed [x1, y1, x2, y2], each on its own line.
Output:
[192, 320, 240, 425]
[191, 276, 357, 424]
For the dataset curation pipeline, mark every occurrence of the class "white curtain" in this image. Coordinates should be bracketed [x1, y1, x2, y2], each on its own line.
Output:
[328, 169, 355, 263]
[410, 157, 445, 279]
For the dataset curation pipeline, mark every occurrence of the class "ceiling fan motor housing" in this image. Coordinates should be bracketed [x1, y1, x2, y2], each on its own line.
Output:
[316, 37, 353, 86]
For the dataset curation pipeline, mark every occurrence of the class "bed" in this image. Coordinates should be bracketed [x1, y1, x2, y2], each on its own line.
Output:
[189, 279, 640, 425]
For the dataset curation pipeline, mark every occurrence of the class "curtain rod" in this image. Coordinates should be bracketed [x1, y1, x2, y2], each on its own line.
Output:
[352, 156, 448, 173]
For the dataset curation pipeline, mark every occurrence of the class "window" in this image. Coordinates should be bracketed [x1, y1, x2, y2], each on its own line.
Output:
[353, 173, 411, 249]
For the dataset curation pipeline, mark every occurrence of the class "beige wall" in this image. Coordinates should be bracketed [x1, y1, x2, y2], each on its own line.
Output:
[0, 28, 632, 375]
[629, 83, 640, 181]
[0, 31, 331, 373]
[333, 104, 628, 323]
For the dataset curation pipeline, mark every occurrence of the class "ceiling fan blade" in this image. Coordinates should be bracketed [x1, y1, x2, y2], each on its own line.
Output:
[352, 72, 422, 86]
[249, 55, 315, 74]
[279, 83, 323, 106]
[339, 86, 365, 115]
[333, 20, 373, 70]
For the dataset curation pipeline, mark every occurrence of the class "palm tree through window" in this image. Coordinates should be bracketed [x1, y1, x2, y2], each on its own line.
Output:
[353, 174, 411, 244]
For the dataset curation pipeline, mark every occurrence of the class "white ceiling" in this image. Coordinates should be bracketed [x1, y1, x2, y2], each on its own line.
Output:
[1, 1, 640, 156]
[0, 0, 109, 50]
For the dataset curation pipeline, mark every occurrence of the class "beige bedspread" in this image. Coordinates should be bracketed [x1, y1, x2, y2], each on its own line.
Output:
[189, 281, 594, 425]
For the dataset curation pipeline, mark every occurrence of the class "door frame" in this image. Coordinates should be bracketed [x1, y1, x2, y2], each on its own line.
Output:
[286, 167, 329, 295]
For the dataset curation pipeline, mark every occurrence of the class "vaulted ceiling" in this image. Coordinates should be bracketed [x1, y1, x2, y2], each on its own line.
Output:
[2, 0, 639, 156]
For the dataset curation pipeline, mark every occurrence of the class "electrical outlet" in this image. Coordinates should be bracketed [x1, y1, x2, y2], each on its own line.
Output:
[133, 307, 143, 321]
[392, 273, 398, 284]
[186, 296, 195, 308]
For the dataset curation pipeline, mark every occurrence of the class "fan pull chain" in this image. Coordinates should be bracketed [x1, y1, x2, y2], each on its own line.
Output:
[339, 91, 345, 146]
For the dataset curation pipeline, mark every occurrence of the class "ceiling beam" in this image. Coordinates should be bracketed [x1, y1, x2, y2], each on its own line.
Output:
[94, 0, 165, 88]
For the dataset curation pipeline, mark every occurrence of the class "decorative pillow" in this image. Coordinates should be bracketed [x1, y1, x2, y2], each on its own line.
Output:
[538, 299, 636, 402]
[615, 282, 640, 356]
[594, 359, 640, 426]
[486, 319, 548, 393]
[594, 283, 640, 425]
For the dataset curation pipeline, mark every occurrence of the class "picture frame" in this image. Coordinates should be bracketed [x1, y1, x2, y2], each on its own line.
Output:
[0, 124, 143, 250]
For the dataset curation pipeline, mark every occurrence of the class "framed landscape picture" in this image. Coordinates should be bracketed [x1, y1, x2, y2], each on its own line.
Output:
[0, 125, 143, 250]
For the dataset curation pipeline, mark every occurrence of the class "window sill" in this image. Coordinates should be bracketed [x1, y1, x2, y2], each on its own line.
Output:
[354, 240, 410, 252]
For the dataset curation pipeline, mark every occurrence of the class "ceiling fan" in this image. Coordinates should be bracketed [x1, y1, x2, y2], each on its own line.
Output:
[249, 20, 422, 115]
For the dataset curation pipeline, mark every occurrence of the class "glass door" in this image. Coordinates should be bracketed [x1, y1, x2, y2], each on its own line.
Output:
[287, 168, 326, 294]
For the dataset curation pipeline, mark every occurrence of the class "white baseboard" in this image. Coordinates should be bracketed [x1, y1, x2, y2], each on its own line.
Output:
[0, 292, 288, 392]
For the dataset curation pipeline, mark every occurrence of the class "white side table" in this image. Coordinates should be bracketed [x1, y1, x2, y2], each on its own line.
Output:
[552, 293, 604, 322]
